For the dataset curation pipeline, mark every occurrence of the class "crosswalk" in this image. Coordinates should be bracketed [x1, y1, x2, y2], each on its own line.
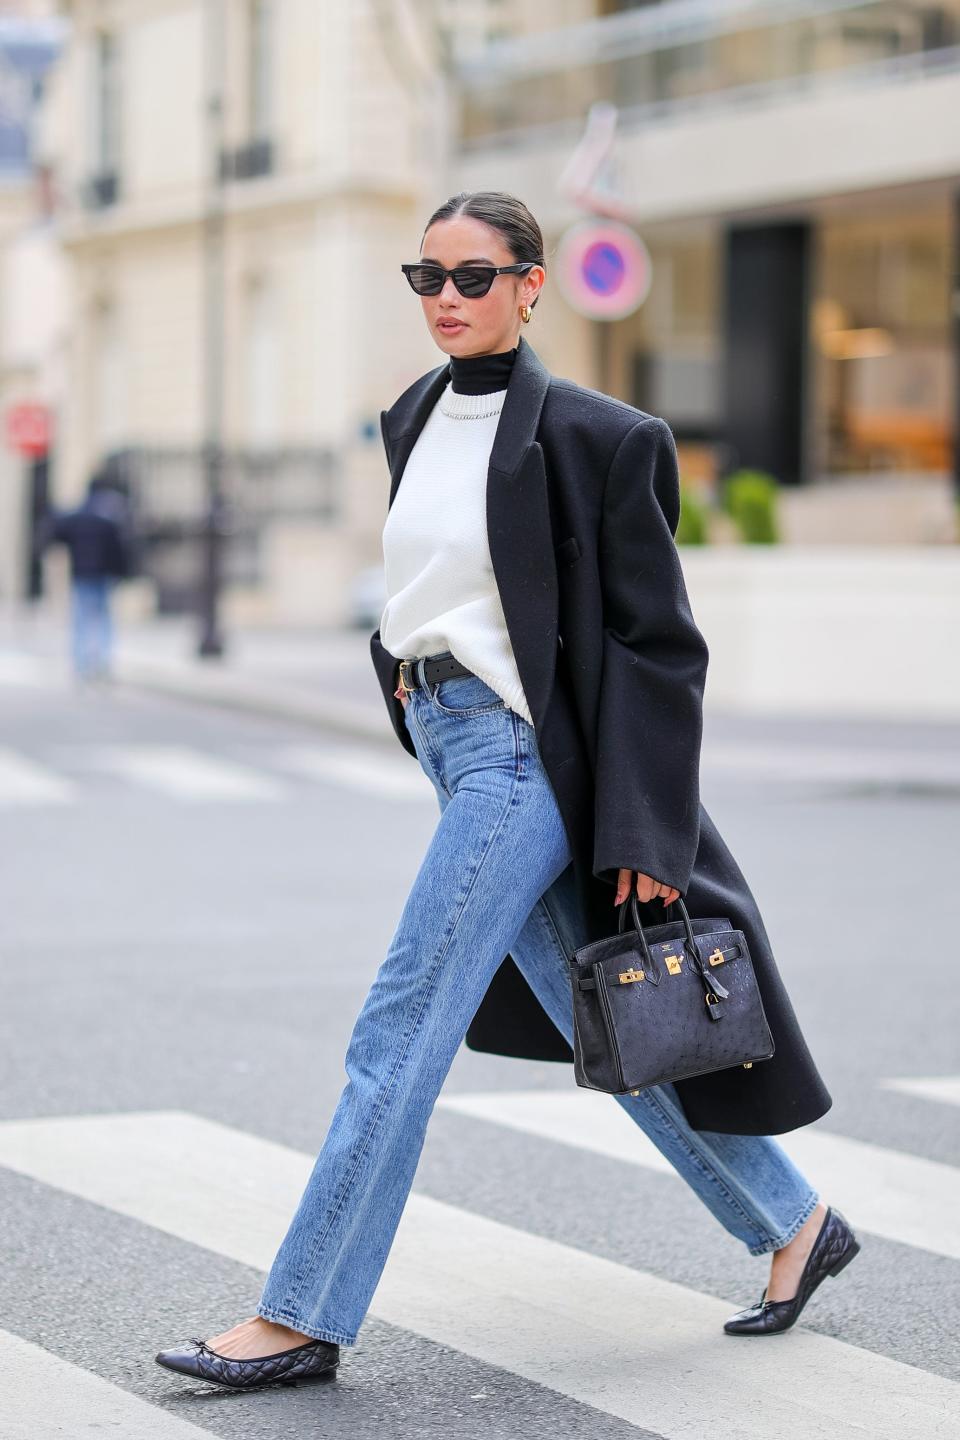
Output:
[0, 652, 65, 690]
[436, 1089, 960, 1261]
[2, 730, 959, 809]
[0, 747, 76, 807]
[0, 1107, 956, 1439]
[3, 1329, 215, 1440]
[879, 1075, 960, 1108]
[0, 743, 433, 807]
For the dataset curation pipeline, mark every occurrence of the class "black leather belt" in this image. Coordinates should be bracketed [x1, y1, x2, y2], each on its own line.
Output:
[396, 651, 475, 695]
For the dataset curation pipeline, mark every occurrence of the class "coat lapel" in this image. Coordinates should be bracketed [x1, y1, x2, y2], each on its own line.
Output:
[380, 334, 558, 729]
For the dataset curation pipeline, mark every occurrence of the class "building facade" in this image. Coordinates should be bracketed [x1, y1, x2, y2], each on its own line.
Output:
[38, 0, 463, 622]
[455, 0, 960, 540]
[0, 3, 66, 607]
[18, 0, 959, 626]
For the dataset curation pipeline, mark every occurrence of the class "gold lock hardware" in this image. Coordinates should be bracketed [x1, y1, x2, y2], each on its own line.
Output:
[743, 1062, 753, 1069]
[664, 953, 683, 975]
[708, 948, 725, 966]
[618, 967, 645, 985]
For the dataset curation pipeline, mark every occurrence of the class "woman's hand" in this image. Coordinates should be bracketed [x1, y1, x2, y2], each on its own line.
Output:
[615, 868, 680, 908]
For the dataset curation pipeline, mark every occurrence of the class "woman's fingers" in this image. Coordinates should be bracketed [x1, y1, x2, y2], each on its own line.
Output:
[614, 869, 681, 906]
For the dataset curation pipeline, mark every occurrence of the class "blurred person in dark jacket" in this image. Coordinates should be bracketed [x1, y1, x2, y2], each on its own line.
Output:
[40, 470, 137, 684]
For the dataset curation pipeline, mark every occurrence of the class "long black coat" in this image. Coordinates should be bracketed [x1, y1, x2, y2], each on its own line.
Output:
[370, 334, 832, 1136]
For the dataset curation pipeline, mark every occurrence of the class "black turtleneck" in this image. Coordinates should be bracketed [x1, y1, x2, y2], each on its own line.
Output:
[448, 343, 518, 396]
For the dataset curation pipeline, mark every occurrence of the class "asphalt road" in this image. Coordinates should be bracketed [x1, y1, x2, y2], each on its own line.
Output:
[1, 660, 958, 1440]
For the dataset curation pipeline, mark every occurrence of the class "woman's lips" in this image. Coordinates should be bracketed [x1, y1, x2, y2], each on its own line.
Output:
[438, 320, 467, 332]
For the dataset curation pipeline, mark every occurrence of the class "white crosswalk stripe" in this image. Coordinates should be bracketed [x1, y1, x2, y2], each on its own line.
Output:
[436, 1089, 960, 1262]
[0, 652, 65, 690]
[272, 744, 433, 800]
[879, 1076, 960, 1108]
[2, 1328, 214, 1439]
[0, 743, 430, 807]
[81, 745, 287, 801]
[0, 747, 75, 807]
[0, 1109, 955, 1440]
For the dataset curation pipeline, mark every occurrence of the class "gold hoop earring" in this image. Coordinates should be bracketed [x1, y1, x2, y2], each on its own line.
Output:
[520, 304, 533, 324]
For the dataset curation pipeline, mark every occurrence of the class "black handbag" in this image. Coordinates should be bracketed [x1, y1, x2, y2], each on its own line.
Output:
[568, 893, 775, 1096]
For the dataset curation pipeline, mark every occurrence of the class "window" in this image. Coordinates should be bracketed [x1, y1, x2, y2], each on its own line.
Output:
[248, 0, 273, 139]
[92, 30, 120, 176]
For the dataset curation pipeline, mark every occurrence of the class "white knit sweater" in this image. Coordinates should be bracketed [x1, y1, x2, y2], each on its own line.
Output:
[379, 381, 534, 726]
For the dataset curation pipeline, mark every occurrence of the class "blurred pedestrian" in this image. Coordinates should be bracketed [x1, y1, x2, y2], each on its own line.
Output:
[40, 468, 136, 685]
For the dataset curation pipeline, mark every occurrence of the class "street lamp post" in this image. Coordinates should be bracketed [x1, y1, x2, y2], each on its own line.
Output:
[197, 0, 227, 658]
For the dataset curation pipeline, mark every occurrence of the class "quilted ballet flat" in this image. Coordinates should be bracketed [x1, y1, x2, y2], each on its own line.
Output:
[723, 1204, 860, 1336]
[154, 1333, 339, 1388]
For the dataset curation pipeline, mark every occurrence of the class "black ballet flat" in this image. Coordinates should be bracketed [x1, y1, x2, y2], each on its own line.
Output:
[723, 1205, 860, 1336]
[154, 1333, 339, 1389]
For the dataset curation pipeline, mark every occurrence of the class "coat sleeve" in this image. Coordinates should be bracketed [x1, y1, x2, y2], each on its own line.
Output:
[592, 416, 709, 896]
[369, 630, 418, 759]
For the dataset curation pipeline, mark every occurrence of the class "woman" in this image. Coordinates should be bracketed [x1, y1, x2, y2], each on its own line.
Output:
[156, 191, 859, 1391]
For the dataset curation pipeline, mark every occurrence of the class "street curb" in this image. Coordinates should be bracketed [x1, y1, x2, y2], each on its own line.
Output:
[115, 657, 402, 748]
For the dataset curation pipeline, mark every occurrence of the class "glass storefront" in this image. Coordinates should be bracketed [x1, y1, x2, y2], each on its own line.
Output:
[811, 206, 953, 477]
[597, 192, 954, 485]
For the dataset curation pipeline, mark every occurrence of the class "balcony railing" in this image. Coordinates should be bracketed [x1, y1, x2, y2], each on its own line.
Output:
[105, 443, 339, 611]
[456, 0, 960, 148]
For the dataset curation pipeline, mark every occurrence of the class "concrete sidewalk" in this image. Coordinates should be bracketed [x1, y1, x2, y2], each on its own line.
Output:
[9, 544, 960, 727]
[0, 605, 398, 745]
[4, 601, 960, 789]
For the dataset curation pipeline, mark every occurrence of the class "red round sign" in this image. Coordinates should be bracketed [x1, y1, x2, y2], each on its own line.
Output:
[6, 402, 52, 458]
[556, 219, 652, 321]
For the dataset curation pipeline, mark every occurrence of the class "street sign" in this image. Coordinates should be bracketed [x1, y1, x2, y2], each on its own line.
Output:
[5, 402, 52, 458]
[556, 218, 653, 321]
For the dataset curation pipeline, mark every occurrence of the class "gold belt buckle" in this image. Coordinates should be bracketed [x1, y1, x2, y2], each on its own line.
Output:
[397, 659, 417, 697]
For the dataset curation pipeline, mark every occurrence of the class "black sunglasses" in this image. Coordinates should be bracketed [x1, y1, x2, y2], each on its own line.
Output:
[401, 261, 541, 298]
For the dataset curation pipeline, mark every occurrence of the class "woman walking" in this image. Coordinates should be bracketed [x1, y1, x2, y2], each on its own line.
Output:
[156, 191, 859, 1391]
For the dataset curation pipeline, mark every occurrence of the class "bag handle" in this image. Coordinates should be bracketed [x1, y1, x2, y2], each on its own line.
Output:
[617, 892, 698, 952]
[617, 891, 730, 1003]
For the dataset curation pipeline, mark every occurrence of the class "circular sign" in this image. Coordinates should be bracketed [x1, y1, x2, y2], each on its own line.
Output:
[6, 402, 52, 458]
[555, 219, 652, 321]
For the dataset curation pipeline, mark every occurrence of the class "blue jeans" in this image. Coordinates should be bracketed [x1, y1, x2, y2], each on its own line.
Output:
[70, 576, 114, 679]
[256, 663, 818, 1346]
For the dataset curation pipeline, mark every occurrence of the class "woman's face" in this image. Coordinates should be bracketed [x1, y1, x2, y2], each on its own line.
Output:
[418, 215, 544, 358]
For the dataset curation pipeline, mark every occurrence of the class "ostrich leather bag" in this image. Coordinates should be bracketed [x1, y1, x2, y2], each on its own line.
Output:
[568, 894, 775, 1095]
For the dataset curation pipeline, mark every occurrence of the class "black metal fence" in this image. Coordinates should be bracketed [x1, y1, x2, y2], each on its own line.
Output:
[101, 444, 340, 613]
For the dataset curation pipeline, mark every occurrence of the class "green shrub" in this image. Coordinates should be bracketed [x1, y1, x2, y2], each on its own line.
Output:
[676, 485, 708, 544]
[722, 469, 780, 544]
